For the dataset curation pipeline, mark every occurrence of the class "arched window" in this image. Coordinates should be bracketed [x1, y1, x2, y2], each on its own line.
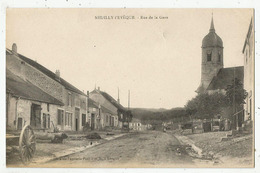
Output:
[207, 52, 212, 61]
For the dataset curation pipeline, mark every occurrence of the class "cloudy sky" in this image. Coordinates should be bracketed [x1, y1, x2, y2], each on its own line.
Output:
[6, 8, 253, 109]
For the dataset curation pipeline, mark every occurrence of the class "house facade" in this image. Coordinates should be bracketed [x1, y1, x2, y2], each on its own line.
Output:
[86, 95, 116, 130]
[242, 18, 254, 122]
[6, 44, 87, 132]
[89, 87, 127, 129]
[6, 69, 64, 131]
[129, 118, 147, 131]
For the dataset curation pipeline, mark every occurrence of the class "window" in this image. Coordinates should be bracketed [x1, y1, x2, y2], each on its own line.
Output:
[68, 93, 72, 107]
[48, 114, 50, 128]
[106, 115, 108, 123]
[218, 52, 221, 62]
[47, 103, 50, 112]
[65, 112, 73, 126]
[17, 117, 23, 130]
[58, 109, 64, 125]
[43, 114, 50, 129]
[43, 113, 46, 128]
[65, 113, 68, 125]
[207, 52, 212, 61]
[82, 114, 86, 126]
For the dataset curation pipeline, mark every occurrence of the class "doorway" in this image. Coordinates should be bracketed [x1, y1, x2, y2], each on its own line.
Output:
[75, 118, 78, 131]
[91, 114, 95, 130]
[75, 107, 80, 131]
[30, 104, 42, 129]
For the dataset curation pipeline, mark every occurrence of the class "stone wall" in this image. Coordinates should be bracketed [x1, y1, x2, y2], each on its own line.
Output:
[6, 53, 64, 101]
[201, 46, 223, 90]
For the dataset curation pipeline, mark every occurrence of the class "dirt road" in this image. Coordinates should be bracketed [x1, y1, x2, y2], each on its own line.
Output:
[46, 131, 194, 167]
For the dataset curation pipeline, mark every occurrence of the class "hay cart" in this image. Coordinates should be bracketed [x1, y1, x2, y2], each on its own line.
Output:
[6, 125, 36, 165]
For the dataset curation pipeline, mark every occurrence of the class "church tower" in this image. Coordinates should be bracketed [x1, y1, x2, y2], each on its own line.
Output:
[197, 16, 224, 93]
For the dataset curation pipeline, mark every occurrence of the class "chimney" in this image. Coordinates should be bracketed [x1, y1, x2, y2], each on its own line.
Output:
[12, 43, 17, 54]
[117, 87, 120, 104]
[98, 87, 100, 91]
[87, 91, 89, 98]
[55, 70, 60, 81]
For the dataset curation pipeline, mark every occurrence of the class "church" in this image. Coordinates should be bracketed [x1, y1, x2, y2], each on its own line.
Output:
[196, 16, 244, 95]
[195, 16, 245, 130]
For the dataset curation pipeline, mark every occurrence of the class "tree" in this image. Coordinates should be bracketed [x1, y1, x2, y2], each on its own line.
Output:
[225, 78, 247, 112]
[185, 92, 226, 120]
[225, 78, 247, 129]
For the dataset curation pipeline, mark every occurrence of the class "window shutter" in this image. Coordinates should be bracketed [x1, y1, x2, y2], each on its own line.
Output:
[48, 114, 50, 129]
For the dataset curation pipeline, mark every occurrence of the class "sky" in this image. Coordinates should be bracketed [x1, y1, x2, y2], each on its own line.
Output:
[6, 8, 253, 109]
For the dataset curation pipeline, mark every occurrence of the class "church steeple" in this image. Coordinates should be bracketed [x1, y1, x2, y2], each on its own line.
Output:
[197, 15, 224, 93]
[209, 14, 215, 32]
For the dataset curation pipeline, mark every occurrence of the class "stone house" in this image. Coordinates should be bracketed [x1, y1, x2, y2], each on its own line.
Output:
[6, 44, 87, 132]
[86, 95, 115, 130]
[6, 69, 64, 131]
[89, 87, 126, 128]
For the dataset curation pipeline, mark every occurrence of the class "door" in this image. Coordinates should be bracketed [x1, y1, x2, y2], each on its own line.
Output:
[82, 114, 86, 127]
[111, 117, 114, 127]
[75, 118, 78, 131]
[30, 104, 42, 129]
[75, 107, 80, 131]
[91, 114, 95, 130]
[17, 118, 23, 130]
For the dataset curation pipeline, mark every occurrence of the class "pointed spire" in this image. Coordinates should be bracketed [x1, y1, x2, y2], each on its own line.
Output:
[209, 13, 215, 32]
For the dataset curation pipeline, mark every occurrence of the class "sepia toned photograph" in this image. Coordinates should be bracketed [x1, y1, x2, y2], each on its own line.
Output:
[5, 8, 254, 168]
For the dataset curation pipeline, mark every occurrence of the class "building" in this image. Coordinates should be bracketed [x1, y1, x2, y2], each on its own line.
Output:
[86, 93, 115, 130]
[196, 16, 246, 129]
[242, 18, 254, 122]
[6, 69, 64, 131]
[89, 87, 127, 128]
[196, 16, 224, 93]
[196, 16, 244, 97]
[129, 118, 147, 131]
[6, 44, 87, 132]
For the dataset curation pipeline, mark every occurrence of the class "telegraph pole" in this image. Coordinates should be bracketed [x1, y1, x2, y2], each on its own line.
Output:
[128, 90, 130, 110]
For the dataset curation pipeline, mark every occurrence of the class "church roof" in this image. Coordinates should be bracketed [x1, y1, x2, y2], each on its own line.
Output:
[6, 69, 64, 105]
[202, 16, 223, 48]
[206, 66, 244, 91]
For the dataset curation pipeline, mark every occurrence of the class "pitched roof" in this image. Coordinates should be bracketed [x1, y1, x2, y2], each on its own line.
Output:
[6, 70, 64, 105]
[88, 97, 114, 114]
[91, 89, 126, 112]
[7, 49, 86, 96]
[88, 98, 99, 109]
[207, 66, 244, 91]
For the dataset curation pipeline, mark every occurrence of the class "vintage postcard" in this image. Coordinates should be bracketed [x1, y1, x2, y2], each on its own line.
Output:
[5, 8, 254, 168]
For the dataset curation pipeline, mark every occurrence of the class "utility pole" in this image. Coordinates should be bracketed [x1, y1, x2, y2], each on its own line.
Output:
[128, 90, 130, 110]
[233, 68, 238, 130]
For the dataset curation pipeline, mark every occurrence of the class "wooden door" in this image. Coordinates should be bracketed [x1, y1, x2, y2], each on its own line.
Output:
[91, 114, 95, 130]
[30, 104, 42, 129]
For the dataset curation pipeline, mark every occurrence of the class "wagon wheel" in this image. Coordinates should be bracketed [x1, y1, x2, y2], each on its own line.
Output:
[19, 125, 36, 165]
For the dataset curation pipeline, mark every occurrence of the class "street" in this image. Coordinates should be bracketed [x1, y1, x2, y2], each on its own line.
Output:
[44, 131, 195, 167]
